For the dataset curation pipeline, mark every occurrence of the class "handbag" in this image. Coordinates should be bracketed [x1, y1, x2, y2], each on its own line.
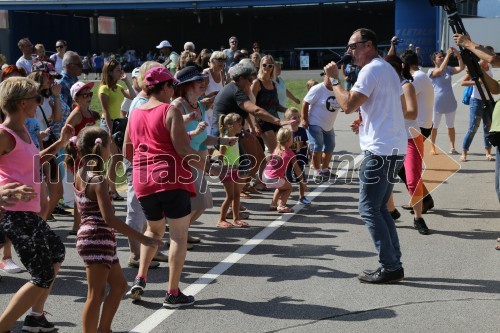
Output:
[462, 86, 473, 105]
[111, 117, 128, 149]
[39, 105, 58, 148]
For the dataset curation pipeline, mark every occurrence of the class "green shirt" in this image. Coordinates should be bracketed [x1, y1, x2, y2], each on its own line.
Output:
[99, 83, 125, 120]
[222, 135, 239, 166]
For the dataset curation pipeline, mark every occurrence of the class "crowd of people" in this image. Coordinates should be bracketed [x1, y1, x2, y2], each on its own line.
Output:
[0, 28, 498, 333]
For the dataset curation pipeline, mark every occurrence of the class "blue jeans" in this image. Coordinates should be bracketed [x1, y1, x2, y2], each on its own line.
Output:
[306, 124, 335, 153]
[462, 98, 492, 151]
[359, 151, 405, 270]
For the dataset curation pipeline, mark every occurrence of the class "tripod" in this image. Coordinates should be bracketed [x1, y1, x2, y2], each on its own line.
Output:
[429, 0, 494, 115]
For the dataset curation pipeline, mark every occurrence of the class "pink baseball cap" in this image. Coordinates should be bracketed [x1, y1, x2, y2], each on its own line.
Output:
[70, 81, 95, 100]
[144, 66, 177, 86]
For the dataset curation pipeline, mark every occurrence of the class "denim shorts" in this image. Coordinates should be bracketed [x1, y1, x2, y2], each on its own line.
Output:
[306, 125, 335, 153]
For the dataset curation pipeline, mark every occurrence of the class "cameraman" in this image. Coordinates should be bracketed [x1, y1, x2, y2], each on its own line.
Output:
[454, 34, 500, 203]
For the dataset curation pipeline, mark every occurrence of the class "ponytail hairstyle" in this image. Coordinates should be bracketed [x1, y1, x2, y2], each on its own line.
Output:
[65, 126, 109, 175]
[384, 55, 413, 82]
[219, 112, 242, 137]
[275, 127, 292, 157]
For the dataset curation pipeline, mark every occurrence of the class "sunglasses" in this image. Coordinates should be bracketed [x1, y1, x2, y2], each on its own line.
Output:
[24, 95, 42, 104]
[55, 45, 65, 49]
[262, 64, 274, 68]
[77, 92, 93, 98]
[346, 40, 368, 51]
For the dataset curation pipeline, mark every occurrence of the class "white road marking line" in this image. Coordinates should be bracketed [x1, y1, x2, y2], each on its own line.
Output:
[129, 154, 365, 333]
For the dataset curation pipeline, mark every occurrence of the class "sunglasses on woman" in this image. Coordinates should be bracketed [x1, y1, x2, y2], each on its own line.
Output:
[262, 64, 274, 68]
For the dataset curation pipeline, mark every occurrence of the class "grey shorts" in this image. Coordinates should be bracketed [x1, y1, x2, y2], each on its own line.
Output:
[190, 167, 213, 211]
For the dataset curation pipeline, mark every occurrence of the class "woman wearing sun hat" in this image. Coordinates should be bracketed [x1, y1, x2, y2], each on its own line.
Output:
[171, 65, 239, 243]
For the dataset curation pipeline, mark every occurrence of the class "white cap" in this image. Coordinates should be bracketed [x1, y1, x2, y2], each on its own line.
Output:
[156, 40, 172, 49]
[70, 81, 94, 100]
[131, 67, 140, 78]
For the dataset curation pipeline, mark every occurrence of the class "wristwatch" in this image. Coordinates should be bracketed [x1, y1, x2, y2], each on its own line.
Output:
[330, 78, 340, 86]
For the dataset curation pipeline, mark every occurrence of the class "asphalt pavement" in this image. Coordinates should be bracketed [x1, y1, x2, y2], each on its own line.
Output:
[1, 69, 500, 333]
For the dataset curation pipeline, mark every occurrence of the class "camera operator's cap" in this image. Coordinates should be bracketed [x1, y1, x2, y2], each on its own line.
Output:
[174, 66, 208, 86]
[156, 40, 172, 49]
[70, 81, 95, 100]
[31, 60, 62, 79]
[144, 66, 177, 86]
[131, 67, 140, 78]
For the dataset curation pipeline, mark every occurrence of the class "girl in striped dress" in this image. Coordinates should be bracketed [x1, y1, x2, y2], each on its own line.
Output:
[65, 126, 163, 333]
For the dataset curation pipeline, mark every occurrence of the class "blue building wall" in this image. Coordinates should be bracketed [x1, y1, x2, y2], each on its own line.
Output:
[395, 0, 438, 66]
[7, 11, 91, 63]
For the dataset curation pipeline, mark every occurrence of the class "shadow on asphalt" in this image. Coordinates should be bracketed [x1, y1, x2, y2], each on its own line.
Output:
[401, 277, 500, 294]
[193, 296, 397, 322]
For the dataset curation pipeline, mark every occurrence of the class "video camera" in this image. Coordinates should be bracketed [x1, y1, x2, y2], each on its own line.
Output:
[391, 38, 404, 46]
[428, 0, 494, 114]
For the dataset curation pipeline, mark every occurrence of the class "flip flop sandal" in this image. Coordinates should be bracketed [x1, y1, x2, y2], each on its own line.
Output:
[240, 192, 252, 199]
[245, 185, 262, 194]
[269, 205, 278, 211]
[277, 206, 294, 213]
[486, 155, 495, 161]
[232, 220, 250, 228]
[216, 221, 233, 228]
[459, 156, 467, 162]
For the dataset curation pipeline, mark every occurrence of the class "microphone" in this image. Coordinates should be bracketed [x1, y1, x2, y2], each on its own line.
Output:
[320, 54, 352, 76]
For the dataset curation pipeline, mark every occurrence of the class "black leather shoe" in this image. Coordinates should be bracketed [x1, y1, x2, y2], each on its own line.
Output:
[362, 267, 382, 276]
[401, 204, 412, 210]
[390, 209, 401, 221]
[358, 267, 404, 284]
[414, 217, 430, 235]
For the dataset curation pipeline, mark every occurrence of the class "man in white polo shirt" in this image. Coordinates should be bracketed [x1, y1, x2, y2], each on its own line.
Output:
[324, 28, 407, 284]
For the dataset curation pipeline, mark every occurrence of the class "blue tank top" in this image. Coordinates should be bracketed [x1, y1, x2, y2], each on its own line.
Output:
[175, 98, 208, 151]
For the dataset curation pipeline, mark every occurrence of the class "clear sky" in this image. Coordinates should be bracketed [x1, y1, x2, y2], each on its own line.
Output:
[478, 0, 500, 17]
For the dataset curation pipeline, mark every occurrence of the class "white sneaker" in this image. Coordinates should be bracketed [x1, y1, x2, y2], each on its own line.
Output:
[0, 258, 22, 274]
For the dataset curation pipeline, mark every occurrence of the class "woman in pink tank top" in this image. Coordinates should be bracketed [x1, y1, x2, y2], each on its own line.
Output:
[123, 66, 225, 308]
[0, 77, 74, 333]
